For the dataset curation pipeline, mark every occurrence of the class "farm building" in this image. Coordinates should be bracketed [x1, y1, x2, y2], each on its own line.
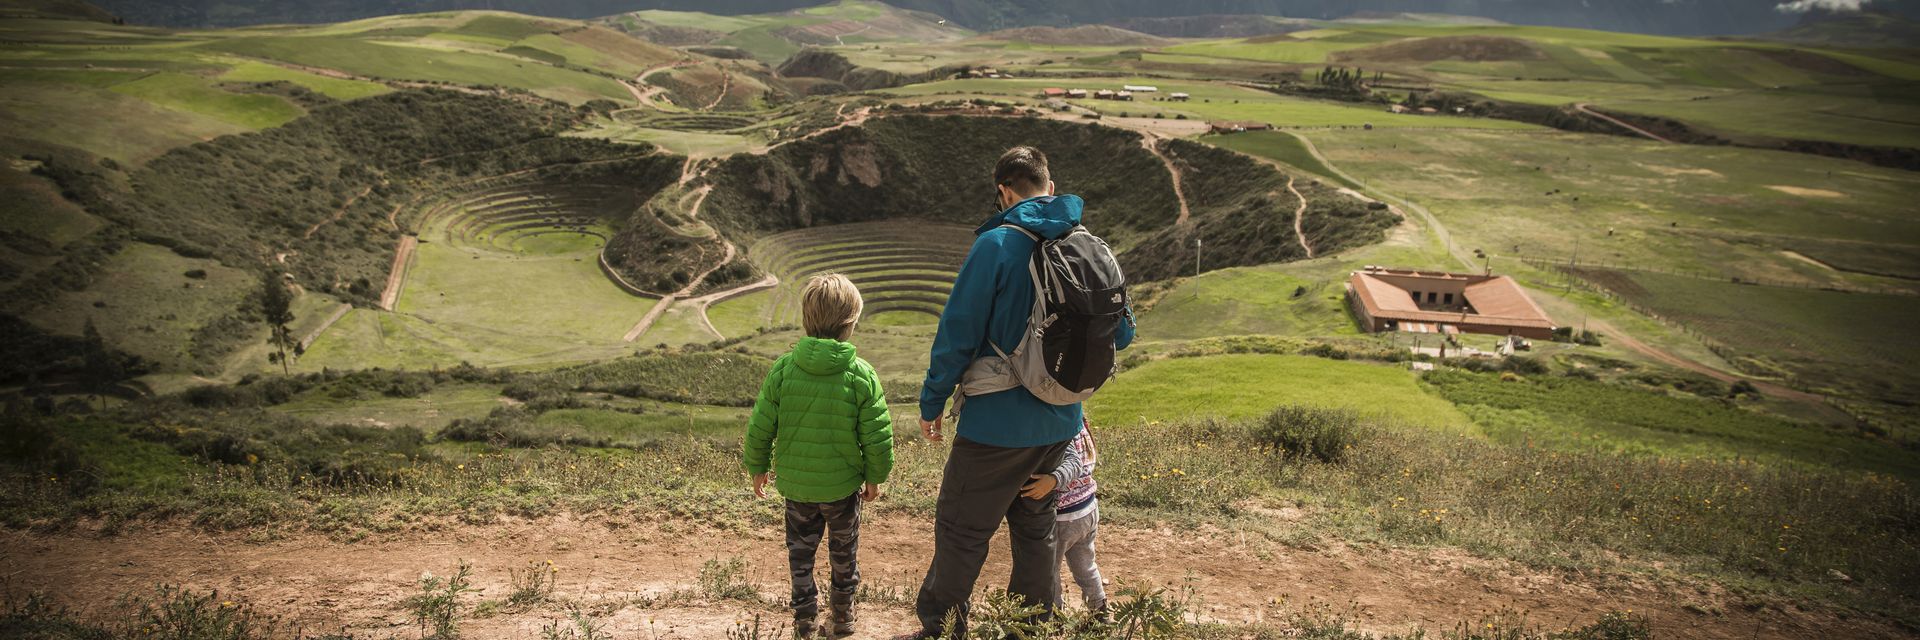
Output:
[1169, 92, 1190, 101]
[1041, 87, 1066, 97]
[1095, 89, 1116, 99]
[1123, 85, 1158, 92]
[1388, 104, 1409, 114]
[1208, 121, 1272, 134]
[1345, 267, 1556, 340]
[1068, 89, 1088, 98]
[1417, 106, 1439, 114]
[1116, 91, 1134, 101]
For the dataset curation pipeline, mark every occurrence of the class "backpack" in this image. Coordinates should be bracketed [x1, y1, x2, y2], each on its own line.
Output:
[953, 224, 1131, 413]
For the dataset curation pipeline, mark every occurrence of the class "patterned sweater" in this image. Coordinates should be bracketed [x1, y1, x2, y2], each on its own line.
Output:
[1050, 420, 1097, 521]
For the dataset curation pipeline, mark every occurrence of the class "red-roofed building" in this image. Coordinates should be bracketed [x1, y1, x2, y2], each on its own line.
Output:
[1041, 88, 1066, 97]
[1345, 267, 1556, 339]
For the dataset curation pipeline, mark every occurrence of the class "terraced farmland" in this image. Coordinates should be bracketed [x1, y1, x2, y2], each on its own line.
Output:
[298, 177, 659, 370]
[746, 220, 974, 327]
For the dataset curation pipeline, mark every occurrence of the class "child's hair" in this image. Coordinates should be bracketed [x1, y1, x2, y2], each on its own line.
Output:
[801, 273, 863, 340]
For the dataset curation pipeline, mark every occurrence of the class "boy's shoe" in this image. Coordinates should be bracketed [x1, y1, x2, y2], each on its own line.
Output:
[793, 617, 819, 638]
[829, 590, 856, 636]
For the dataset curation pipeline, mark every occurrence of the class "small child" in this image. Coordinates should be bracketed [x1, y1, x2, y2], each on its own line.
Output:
[1020, 416, 1105, 615]
[743, 273, 895, 638]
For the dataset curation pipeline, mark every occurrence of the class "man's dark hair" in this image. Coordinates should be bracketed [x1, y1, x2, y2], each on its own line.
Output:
[994, 146, 1050, 194]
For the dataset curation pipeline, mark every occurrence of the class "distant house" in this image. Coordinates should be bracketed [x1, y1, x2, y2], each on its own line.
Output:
[1115, 91, 1134, 101]
[1123, 85, 1158, 93]
[1095, 89, 1116, 100]
[1041, 87, 1066, 97]
[1417, 106, 1438, 114]
[1169, 92, 1190, 101]
[1067, 89, 1088, 99]
[1388, 104, 1409, 114]
[962, 69, 983, 78]
[1208, 121, 1271, 134]
[1345, 267, 1557, 340]
[978, 67, 999, 76]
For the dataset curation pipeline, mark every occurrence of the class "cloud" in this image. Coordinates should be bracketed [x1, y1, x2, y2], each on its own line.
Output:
[1774, 0, 1873, 12]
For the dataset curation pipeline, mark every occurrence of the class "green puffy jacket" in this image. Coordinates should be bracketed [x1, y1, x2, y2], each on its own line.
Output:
[742, 336, 896, 503]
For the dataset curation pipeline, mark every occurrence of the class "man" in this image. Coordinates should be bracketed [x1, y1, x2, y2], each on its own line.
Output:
[901, 146, 1136, 638]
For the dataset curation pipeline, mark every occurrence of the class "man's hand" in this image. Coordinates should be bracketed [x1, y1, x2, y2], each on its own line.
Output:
[861, 482, 881, 502]
[920, 416, 944, 442]
[751, 472, 770, 498]
[1019, 473, 1058, 500]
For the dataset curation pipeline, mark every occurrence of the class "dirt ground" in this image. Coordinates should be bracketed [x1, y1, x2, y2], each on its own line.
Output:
[4, 514, 1903, 639]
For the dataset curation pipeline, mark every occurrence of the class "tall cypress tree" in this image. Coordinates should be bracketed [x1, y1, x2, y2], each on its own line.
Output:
[260, 270, 295, 375]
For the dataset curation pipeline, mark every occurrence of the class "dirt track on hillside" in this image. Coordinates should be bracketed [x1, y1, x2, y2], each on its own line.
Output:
[3, 515, 1898, 639]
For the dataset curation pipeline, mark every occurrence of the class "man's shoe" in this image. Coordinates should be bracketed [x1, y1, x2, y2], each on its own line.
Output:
[793, 617, 819, 639]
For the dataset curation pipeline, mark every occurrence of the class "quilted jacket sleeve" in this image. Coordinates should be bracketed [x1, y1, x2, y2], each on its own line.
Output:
[855, 360, 896, 484]
[742, 357, 784, 475]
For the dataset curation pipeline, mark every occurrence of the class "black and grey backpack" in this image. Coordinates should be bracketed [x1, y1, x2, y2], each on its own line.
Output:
[953, 224, 1132, 412]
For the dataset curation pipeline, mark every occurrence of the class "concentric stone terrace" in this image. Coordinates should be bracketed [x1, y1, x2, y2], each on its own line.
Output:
[749, 220, 975, 325]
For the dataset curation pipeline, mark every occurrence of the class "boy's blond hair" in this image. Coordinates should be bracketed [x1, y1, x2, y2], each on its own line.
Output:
[802, 273, 863, 340]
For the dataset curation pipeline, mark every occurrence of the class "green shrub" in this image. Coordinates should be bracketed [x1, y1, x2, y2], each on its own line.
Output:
[1255, 406, 1366, 464]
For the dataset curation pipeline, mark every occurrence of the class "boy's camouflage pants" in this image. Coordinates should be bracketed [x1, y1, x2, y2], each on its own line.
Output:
[785, 494, 861, 620]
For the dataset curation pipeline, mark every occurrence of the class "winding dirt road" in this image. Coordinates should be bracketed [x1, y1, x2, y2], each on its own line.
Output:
[1285, 175, 1313, 258]
[1138, 133, 1192, 226]
[1574, 103, 1673, 144]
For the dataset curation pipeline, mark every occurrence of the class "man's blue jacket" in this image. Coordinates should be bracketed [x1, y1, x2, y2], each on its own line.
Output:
[918, 194, 1135, 448]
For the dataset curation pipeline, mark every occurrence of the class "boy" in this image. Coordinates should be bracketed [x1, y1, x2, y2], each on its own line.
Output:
[1019, 417, 1105, 616]
[744, 273, 896, 638]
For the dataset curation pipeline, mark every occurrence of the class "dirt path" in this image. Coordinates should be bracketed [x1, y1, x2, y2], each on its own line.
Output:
[1284, 131, 1475, 270]
[377, 236, 418, 311]
[1584, 318, 1824, 403]
[1286, 175, 1313, 259]
[1574, 103, 1673, 144]
[702, 71, 731, 111]
[304, 182, 378, 240]
[1138, 133, 1192, 226]
[622, 294, 676, 343]
[2, 517, 1895, 640]
[684, 274, 779, 339]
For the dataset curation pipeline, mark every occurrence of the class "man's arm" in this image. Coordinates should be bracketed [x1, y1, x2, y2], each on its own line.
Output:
[919, 232, 1011, 422]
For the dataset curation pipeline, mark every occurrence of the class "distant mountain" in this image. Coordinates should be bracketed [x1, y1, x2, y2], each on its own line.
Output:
[974, 24, 1170, 46]
[1102, 15, 1310, 38]
[1761, 9, 1920, 47]
[0, 0, 118, 21]
[74, 0, 1920, 37]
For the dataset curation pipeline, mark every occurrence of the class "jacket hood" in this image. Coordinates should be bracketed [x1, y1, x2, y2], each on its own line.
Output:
[977, 194, 1083, 240]
[792, 336, 857, 375]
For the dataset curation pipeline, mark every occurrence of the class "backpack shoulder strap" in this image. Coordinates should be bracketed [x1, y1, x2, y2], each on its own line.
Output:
[996, 223, 1040, 242]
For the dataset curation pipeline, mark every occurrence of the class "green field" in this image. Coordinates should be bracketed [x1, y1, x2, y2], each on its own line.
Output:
[1586, 270, 1920, 404]
[1206, 129, 1360, 188]
[109, 72, 305, 129]
[19, 242, 264, 375]
[1086, 354, 1477, 433]
[216, 60, 393, 100]
[1306, 128, 1920, 289]
[199, 36, 630, 104]
[299, 239, 654, 371]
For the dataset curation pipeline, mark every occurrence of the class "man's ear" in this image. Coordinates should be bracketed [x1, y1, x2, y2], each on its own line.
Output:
[998, 183, 1016, 208]
[1045, 180, 1056, 196]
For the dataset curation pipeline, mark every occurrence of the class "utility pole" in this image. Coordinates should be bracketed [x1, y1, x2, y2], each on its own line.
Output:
[1194, 237, 1203, 277]
[1563, 236, 1580, 295]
